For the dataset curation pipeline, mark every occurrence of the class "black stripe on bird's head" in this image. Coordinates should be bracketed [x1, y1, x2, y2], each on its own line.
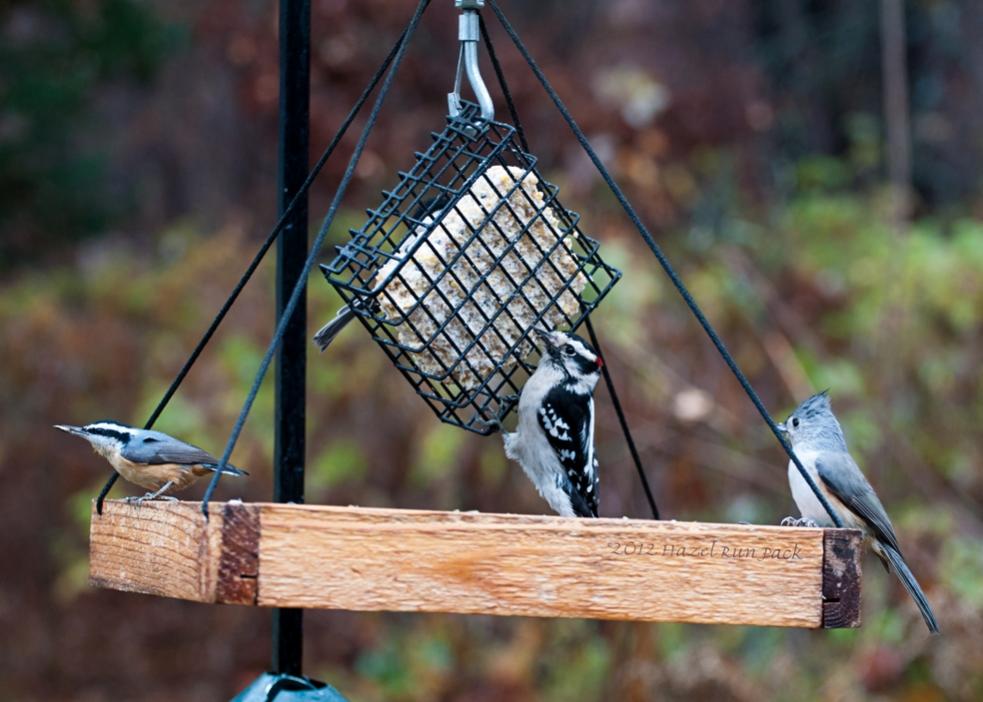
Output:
[534, 328, 603, 382]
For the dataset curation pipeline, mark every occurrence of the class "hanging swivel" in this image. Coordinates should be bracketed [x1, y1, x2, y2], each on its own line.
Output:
[448, 0, 495, 123]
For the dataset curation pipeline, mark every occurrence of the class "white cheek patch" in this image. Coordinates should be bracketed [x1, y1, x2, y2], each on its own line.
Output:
[573, 341, 596, 364]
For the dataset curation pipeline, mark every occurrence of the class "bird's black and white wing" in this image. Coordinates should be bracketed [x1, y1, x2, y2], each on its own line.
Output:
[537, 387, 599, 517]
[815, 452, 900, 553]
[121, 433, 246, 475]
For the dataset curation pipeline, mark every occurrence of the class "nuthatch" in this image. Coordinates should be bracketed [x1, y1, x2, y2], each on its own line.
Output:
[55, 421, 247, 503]
[777, 391, 940, 634]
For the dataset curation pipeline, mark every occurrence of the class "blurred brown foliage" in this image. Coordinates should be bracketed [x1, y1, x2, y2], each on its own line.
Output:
[1, 1, 982, 700]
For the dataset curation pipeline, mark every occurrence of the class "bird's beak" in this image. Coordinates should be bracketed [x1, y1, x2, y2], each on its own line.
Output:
[533, 327, 555, 352]
[774, 421, 787, 435]
[54, 424, 85, 437]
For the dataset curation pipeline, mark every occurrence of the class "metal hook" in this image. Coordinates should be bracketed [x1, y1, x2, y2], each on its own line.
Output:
[448, 0, 494, 123]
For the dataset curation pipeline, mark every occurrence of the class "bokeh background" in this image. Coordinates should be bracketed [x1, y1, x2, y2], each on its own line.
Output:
[2, 0, 981, 700]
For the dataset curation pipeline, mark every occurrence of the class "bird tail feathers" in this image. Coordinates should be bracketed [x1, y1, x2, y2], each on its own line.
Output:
[882, 542, 940, 634]
[202, 463, 248, 477]
[313, 306, 355, 351]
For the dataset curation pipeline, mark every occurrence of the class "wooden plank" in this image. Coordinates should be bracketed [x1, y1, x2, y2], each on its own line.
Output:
[258, 505, 827, 626]
[89, 500, 863, 628]
[216, 502, 260, 605]
[89, 500, 222, 601]
[822, 529, 863, 628]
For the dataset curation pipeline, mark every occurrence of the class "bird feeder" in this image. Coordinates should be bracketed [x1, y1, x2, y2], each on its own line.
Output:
[321, 100, 620, 433]
[86, 7, 869, 701]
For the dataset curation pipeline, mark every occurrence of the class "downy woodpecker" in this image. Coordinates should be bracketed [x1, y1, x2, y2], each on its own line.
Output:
[55, 421, 247, 502]
[504, 328, 603, 518]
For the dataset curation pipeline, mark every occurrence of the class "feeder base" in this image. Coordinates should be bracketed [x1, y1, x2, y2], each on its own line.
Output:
[89, 500, 862, 629]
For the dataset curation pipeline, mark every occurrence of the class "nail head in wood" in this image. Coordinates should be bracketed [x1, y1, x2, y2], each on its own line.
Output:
[216, 501, 260, 605]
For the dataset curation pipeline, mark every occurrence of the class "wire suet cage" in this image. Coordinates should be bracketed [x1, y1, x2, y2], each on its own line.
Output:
[321, 101, 621, 434]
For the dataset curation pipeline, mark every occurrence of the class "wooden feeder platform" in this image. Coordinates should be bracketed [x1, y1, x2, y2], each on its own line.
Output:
[89, 500, 863, 628]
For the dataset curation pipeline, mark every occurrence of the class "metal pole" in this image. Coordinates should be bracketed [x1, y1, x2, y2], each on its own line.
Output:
[273, 0, 310, 678]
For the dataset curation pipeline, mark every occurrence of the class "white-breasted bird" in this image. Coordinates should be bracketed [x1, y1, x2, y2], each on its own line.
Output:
[503, 328, 603, 518]
[55, 421, 247, 502]
[777, 391, 940, 634]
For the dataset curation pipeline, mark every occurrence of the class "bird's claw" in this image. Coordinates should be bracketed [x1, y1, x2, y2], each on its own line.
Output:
[481, 417, 504, 433]
[124, 493, 177, 506]
[780, 516, 819, 527]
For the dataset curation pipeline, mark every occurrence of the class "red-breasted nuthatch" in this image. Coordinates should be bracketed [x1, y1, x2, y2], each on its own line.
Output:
[55, 420, 247, 503]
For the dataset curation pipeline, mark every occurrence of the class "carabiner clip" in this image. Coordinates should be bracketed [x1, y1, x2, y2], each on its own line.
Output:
[447, 0, 495, 123]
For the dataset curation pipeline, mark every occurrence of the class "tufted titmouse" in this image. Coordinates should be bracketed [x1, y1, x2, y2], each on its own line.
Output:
[777, 391, 940, 634]
[55, 421, 247, 503]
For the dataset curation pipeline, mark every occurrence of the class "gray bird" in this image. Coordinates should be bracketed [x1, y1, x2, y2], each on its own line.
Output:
[777, 391, 940, 634]
[55, 420, 247, 503]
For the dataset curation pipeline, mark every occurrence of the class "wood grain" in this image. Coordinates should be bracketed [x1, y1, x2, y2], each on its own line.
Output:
[89, 500, 863, 628]
[216, 501, 260, 605]
[822, 529, 864, 628]
[89, 500, 222, 601]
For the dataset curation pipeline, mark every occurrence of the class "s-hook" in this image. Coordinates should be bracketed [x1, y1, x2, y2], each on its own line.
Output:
[448, 0, 495, 124]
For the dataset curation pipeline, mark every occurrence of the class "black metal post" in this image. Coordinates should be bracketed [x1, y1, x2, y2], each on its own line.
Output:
[273, 0, 310, 678]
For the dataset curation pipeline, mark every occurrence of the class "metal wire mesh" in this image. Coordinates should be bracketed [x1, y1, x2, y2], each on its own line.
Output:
[321, 101, 621, 433]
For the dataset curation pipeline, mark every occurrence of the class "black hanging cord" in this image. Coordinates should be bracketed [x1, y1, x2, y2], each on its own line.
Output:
[200, 0, 432, 518]
[583, 321, 660, 519]
[93, 21, 415, 515]
[480, 16, 659, 520]
[479, 16, 529, 151]
[488, 0, 844, 528]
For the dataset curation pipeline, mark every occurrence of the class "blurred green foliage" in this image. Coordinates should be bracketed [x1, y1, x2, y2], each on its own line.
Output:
[2, 174, 979, 701]
[0, 0, 182, 266]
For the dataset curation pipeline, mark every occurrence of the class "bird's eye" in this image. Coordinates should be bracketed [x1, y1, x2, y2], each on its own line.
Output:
[563, 344, 575, 356]
[143, 437, 159, 443]
[792, 417, 800, 428]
